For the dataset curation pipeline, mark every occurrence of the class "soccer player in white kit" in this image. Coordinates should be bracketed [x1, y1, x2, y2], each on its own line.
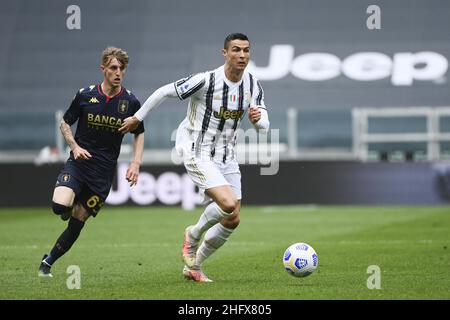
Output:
[119, 33, 270, 282]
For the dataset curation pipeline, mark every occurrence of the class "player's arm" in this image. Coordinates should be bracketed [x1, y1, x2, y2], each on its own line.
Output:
[248, 107, 270, 132]
[118, 73, 206, 134]
[60, 119, 92, 161]
[248, 80, 270, 133]
[61, 92, 92, 160]
[118, 83, 178, 134]
[126, 132, 144, 187]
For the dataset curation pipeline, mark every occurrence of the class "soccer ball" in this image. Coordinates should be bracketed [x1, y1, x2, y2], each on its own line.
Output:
[283, 242, 318, 277]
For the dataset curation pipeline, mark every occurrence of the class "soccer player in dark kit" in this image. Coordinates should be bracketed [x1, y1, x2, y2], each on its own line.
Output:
[38, 47, 145, 277]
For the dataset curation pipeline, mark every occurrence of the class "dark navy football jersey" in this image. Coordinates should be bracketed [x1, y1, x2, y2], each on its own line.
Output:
[63, 84, 145, 168]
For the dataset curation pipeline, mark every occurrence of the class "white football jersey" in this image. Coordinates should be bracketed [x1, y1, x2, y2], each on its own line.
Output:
[174, 65, 266, 163]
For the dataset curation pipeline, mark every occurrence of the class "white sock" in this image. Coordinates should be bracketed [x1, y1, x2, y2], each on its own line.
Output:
[190, 202, 227, 240]
[195, 223, 234, 267]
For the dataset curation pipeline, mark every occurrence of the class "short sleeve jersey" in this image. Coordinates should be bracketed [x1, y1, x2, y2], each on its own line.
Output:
[63, 84, 144, 168]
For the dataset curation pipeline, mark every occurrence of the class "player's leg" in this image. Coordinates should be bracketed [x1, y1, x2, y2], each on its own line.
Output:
[184, 167, 242, 282]
[194, 199, 240, 268]
[39, 168, 81, 277]
[39, 202, 89, 277]
[39, 173, 105, 278]
[181, 158, 241, 281]
[183, 185, 237, 267]
[52, 185, 76, 221]
[188, 185, 237, 238]
[47, 184, 106, 266]
[183, 198, 240, 283]
[181, 158, 234, 264]
[192, 164, 242, 268]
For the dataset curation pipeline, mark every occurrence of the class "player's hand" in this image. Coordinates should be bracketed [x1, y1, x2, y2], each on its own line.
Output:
[72, 146, 92, 161]
[248, 106, 261, 124]
[119, 116, 140, 134]
[126, 161, 140, 187]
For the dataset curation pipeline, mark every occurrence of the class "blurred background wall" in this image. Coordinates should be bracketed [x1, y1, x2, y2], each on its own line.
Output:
[0, 0, 449, 206]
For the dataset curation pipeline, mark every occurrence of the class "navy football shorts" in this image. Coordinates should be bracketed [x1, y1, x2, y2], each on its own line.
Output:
[54, 159, 114, 217]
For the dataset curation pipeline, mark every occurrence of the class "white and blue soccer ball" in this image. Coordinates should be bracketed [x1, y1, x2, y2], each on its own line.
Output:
[283, 242, 318, 277]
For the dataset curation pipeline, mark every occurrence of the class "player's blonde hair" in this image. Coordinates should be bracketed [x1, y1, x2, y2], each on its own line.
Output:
[101, 47, 129, 69]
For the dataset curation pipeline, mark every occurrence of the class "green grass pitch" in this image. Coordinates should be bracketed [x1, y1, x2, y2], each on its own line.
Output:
[0, 205, 449, 300]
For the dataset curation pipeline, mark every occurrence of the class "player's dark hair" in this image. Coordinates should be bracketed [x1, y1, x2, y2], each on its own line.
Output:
[101, 47, 129, 69]
[224, 33, 249, 49]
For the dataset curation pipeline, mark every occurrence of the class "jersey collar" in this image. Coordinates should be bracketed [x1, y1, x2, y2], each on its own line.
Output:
[98, 84, 124, 103]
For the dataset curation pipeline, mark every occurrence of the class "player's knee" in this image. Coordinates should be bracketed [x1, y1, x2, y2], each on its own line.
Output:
[223, 214, 240, 229]
[72, 205, 90, 222]
[52, 202, 72, 216]
[219, 199, 238, 215]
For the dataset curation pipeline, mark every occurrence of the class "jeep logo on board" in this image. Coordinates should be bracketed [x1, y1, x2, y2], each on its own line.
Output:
[247, 45, 448, 86]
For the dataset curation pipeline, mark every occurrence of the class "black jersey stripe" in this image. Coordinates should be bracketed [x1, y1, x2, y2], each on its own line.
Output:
[249, 73, 254, 102]
[180, 78, 206, 100]
[200, 72, 215, 142]
[218, 82, 229, 132]
[232, 81, 244, 131]
[256, 80, 264, 105]
[174, 74, 194, 88]
[223, 145, 228, 163]
[174, 82, 183, 100]
[210, 135, 216, 158]
[174, 75, 193, 99]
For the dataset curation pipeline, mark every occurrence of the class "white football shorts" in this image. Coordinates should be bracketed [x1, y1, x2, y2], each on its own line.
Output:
[175, 123, 242, 202]
[183, 157, 242, 203]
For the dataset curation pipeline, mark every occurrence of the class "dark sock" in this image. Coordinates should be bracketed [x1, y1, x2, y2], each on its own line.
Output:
[45, 216, 85, 265]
